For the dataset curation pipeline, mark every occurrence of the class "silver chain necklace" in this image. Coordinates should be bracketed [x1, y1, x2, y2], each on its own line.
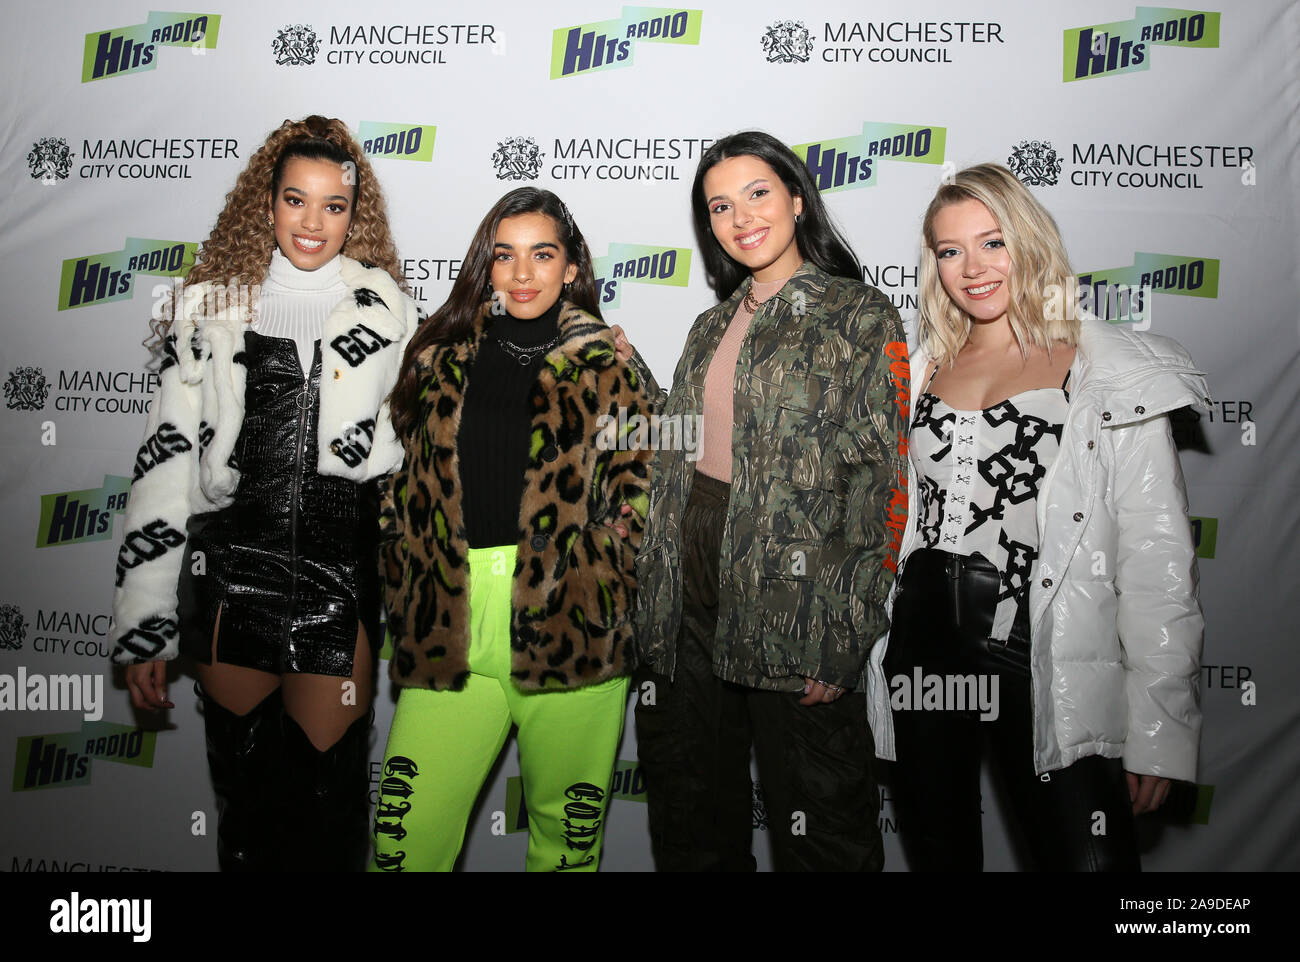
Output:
[493, 333, 559, 366]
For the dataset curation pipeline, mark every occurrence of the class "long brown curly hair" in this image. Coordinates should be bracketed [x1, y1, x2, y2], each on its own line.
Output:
[148, 115, 407, 348]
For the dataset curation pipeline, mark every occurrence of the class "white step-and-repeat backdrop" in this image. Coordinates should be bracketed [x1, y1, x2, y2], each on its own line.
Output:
[2, 0, 1297, 871]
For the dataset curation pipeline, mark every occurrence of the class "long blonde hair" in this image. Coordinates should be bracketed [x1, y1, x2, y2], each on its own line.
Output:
[917, 163, 1079, 364]
[147, 115, 406, 348]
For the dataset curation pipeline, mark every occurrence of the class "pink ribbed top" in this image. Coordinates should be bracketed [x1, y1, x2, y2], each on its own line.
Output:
[697, 276, 790, 481]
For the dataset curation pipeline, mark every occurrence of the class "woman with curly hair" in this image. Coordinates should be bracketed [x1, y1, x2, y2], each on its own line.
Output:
[109, 115, 420, 872]
[374, 187, 654, 872]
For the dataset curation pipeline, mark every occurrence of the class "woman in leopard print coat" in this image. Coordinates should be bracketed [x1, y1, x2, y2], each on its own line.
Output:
[372, 187, 655, 872]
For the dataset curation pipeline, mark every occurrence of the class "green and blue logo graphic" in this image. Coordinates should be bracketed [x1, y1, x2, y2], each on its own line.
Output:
[593, 243, 691, 308]
[551, 6, 702, 78]
[37, 476, 130, 549]
[14, 721, 157, 791]
[358, 122, 437, 162]
[1190, 516, 1217, 559]
[792, 122, 946, 193]
[58, 237, 196, 311]
[83, 11, 221, 82]
[1077, 252, 1219, 323]
[1064, 7, 1219, 82]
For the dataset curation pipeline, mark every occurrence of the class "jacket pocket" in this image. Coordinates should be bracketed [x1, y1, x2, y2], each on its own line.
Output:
[770, 373, 848, 489]
[756, 537, 820, 658]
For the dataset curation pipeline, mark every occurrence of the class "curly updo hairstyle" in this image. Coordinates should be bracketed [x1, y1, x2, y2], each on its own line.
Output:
[148, 115, 406, 347]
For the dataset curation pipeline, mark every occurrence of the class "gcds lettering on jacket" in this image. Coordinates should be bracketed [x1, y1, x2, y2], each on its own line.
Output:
[327, 417, 376, 468]
[331, 323, 393, 367]
[115, 520, 185, 586]
[132, 422, 192, 480]
[113, 613, 178, 660]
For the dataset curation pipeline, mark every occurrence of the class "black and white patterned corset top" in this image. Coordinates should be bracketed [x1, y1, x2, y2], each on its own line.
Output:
[910, 385, 1068, 639]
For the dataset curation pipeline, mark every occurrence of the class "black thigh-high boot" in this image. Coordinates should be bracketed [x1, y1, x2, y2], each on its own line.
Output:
[197, 682, 284, 872]
[280, 709, 374, 872]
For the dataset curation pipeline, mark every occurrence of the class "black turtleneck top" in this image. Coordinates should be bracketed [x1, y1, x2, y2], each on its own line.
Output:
[458, 299, 563, 549]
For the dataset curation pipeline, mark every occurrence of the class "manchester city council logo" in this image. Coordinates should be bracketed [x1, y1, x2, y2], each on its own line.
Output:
[1008, 139, 1063, 186]
[28, 138, 73, 184]
[0, 603, 27, 651]
[492, 136, 544, 181]
[762, 20, 813, 64]
[5, 366, 50, 411]
[273, 24, 321, 66]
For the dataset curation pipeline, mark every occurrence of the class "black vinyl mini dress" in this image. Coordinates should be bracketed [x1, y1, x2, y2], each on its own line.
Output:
[177, 331, 382, 676]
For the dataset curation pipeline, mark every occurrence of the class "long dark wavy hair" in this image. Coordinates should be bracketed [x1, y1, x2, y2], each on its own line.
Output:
[388, 187, 601, 437]
[691, 130, 860, 300]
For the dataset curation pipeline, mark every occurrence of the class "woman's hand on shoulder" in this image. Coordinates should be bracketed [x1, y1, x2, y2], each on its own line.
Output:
[610, 325, 634, 363]
[125, 661, 173, 711]
[604, 503, 635, 539]
[1126, 771, 1171, 815]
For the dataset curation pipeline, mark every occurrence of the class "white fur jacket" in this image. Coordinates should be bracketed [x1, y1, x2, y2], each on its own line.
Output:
[108, 256, 419, 664]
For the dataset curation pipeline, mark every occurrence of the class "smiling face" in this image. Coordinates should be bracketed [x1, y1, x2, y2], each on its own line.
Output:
[489, 212, 578, 320]
[702, 154, 804, 283]
[931, 198, 1013, 327]
[268, 156, 354, 270]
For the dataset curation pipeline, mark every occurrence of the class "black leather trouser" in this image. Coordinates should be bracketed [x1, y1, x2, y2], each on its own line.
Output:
[883, 548, 1139, 872]
[635, 472, 882, 872]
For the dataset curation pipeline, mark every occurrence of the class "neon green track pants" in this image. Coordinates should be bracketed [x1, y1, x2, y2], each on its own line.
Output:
[370, 545, 629, 872]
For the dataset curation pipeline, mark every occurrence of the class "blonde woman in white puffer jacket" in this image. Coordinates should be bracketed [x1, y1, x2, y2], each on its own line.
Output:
[866, 163, 1208, 871]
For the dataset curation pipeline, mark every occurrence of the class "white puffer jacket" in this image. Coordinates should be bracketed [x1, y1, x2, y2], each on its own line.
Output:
[866, 317, 1210, 780]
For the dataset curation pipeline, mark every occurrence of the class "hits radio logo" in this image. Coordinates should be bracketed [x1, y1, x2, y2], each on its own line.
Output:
[592, 243, 691, 308]
[1064, 7, 1220, 82]
[13, 721, 157, 791]
[358, 122, 436, 162]
[36, 475, 130, 549]
[792, 122, 947, 193]
[1077, 252, 1220, 323]
[58, 237, 196, 311]
[552, 6, 703, 79]
[82, 12, 221, 82]
[1189, 517, 1217, 559]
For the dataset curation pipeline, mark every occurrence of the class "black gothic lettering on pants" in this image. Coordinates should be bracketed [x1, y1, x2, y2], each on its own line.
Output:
[375, 756, 419, 872]
[374, 850, 407, 871]
[379, 776, 414, 798]
[555, 781, 604, 871]
[373, 819, 408, 841]
[384, 755, 419, 777]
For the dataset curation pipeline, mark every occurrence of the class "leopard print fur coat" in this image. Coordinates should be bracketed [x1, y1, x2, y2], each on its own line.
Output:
[381, 300, 655, 691]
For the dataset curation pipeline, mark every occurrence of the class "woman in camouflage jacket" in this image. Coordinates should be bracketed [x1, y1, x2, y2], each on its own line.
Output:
[630, 132, 909, 871]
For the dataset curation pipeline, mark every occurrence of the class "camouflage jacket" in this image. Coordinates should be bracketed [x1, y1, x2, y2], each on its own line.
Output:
[633, 262, 910, 691]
